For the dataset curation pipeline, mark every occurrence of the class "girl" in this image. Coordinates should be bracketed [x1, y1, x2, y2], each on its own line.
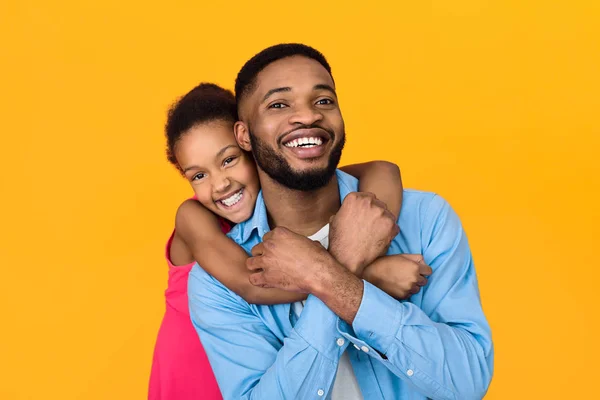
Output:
[149, 83, 411, 400]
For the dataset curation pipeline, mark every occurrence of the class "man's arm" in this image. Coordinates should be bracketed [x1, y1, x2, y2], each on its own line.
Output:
[326, 195, 493, 400]
[188, 265, 344, 399]
[190, 192, 402, 399]
[252, 194, 493, 400]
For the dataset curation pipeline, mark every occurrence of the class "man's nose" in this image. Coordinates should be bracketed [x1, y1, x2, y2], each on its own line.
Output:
[289, 103, 323, 126]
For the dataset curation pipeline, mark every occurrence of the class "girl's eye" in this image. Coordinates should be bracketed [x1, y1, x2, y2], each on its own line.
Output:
[317, 98, 334, 105]
[269, 102, 287, 109]
[192, 173, 205, 181]
[223, 156, 237, 166]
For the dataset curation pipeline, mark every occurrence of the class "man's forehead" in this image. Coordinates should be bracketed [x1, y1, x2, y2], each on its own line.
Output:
[254, 56, 334, 95]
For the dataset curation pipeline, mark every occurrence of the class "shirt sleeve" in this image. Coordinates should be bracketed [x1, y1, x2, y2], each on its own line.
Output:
[188, 267, 346, 399]
[337, 195, 494, 400]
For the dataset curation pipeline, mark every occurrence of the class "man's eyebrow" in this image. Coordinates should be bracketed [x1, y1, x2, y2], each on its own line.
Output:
[261, 87, 291, 104]
[314, 84, 337, 96]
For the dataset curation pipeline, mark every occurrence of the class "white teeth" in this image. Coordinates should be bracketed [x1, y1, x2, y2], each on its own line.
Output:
[221, 189, 243, 207]
[284, 137, 323, 148]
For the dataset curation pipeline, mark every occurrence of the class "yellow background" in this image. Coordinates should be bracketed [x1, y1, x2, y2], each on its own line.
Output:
[1, 0, 598, 398]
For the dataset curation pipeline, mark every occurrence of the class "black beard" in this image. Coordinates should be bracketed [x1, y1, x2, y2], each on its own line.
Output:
[248, 127, 345, 192]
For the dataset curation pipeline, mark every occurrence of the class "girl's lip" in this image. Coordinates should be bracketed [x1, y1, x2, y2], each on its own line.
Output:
[215, 187, 244, 202]
[216, 188, 245, 210]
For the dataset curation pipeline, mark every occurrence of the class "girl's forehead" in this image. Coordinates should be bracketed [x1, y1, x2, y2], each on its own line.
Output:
[176, 124, 239, 164]
[184, 121, 237, 146]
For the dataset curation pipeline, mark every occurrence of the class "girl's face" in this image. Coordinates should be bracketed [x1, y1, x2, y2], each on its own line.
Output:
[175, 120, 260, 223]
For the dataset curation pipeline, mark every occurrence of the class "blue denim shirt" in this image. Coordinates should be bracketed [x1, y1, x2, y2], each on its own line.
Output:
[189, 170, 493, 399]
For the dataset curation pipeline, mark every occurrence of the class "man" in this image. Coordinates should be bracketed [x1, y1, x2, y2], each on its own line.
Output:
[189, 43, 493, 399]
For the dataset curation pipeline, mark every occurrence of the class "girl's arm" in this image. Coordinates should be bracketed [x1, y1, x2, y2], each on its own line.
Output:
[339, 161, 403, 218]
[341, 161, 426, 299]
[173, 161, 405, 305]
[173, 199, 306, 305]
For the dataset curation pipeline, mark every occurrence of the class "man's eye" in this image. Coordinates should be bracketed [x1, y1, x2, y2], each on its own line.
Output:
[223, 156, 237, 166]
[192, 173, 205, 181]
[269, 103, 287, 109]
[317, 99, 334, 105]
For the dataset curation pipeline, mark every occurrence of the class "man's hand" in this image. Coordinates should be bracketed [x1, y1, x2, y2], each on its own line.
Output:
[247, 227, 339, 293]
[363, 254, 433, 299]
[329, 192, 400, 276]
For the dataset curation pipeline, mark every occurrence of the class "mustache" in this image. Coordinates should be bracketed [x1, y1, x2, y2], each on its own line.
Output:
[277, 124, 335, 145]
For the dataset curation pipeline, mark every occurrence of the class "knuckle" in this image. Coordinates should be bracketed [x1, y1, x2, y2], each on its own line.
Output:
[364, 191, 376, 199]
[274, 226, 289, 237]
[347, 192, 359, 202]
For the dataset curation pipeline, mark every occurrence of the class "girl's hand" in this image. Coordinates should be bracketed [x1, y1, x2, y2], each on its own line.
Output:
[363, 254, 432, 300]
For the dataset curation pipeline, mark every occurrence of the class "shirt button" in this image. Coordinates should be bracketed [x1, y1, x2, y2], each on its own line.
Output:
[361, 346, 369, 353]
[407, 369, 414, 377]
[317, 389, 325, 396]
[353, 344, 361, 350]
[336, 338, 345, 346]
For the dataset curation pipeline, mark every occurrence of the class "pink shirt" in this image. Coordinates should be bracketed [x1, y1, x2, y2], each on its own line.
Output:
[148, 218, 231, 400]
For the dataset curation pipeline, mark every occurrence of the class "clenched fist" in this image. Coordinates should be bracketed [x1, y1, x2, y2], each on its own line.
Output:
[247, 227, 339, 293]
[329, 192, 400, 276]
[363, 254, 433, 299]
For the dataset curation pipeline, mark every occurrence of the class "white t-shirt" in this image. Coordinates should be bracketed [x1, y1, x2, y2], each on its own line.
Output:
[290, 224, 363, 400]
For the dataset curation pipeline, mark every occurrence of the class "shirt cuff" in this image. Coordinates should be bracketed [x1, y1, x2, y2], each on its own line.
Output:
[351, 280, 403, 355]
[293, 295, 346, 359]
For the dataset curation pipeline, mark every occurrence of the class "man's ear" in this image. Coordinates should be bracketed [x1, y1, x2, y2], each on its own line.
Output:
[234, 121, 252, 151]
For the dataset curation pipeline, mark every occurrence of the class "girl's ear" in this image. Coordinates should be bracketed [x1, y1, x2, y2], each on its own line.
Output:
[234, 121, 252, 151]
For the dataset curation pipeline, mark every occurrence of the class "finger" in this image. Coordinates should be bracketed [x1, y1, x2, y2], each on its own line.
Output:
[390, 220, 400, 237]
[246, 256, 263, 271]
[400, 254, 425, 264]
[419, 264, 433, 277]
[251, 242, 265, 257]
[409, 284, 421, 295]
[417, 275, 428, 286]
[359, 191, 376, 199]
[262, 230, 274, 241]
[371, 197, 387, 209]
[249, 271, 267, 287]
[382, 207, 397, 222]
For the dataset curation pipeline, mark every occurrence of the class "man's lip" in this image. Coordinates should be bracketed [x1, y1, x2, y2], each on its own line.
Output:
[284, 143, 328, 159]
[214, 188, 243, 202]
[280, 128, 331, 145]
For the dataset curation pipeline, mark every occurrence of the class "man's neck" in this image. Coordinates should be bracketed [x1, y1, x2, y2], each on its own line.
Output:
[259, 170, 340, 237]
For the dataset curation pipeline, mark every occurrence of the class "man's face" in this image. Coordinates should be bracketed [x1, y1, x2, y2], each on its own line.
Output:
[239, 56, 345, 191]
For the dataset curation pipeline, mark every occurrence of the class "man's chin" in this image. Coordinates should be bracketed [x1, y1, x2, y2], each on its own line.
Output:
[287, 163, 331, 177]
[284, 154, 331, 170]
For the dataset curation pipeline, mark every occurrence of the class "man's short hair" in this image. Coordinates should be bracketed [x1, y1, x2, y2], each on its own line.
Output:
[234, 43, 333, 105]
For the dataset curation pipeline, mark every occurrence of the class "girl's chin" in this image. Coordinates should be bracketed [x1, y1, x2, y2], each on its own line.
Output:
[219, 208, 252, 224]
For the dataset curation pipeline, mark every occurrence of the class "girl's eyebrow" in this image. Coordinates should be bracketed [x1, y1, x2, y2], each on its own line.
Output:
[183, 165, 200, 173]
[215, 144, 238, 158]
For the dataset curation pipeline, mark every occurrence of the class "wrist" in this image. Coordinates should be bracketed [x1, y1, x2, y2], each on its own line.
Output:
[362, 260, 383, 285]
[329, 246, 366, 276]
[308, 255, 345, 297]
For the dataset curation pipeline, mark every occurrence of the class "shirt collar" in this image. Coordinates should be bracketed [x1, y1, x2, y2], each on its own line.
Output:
[232, 169, 359, 244]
